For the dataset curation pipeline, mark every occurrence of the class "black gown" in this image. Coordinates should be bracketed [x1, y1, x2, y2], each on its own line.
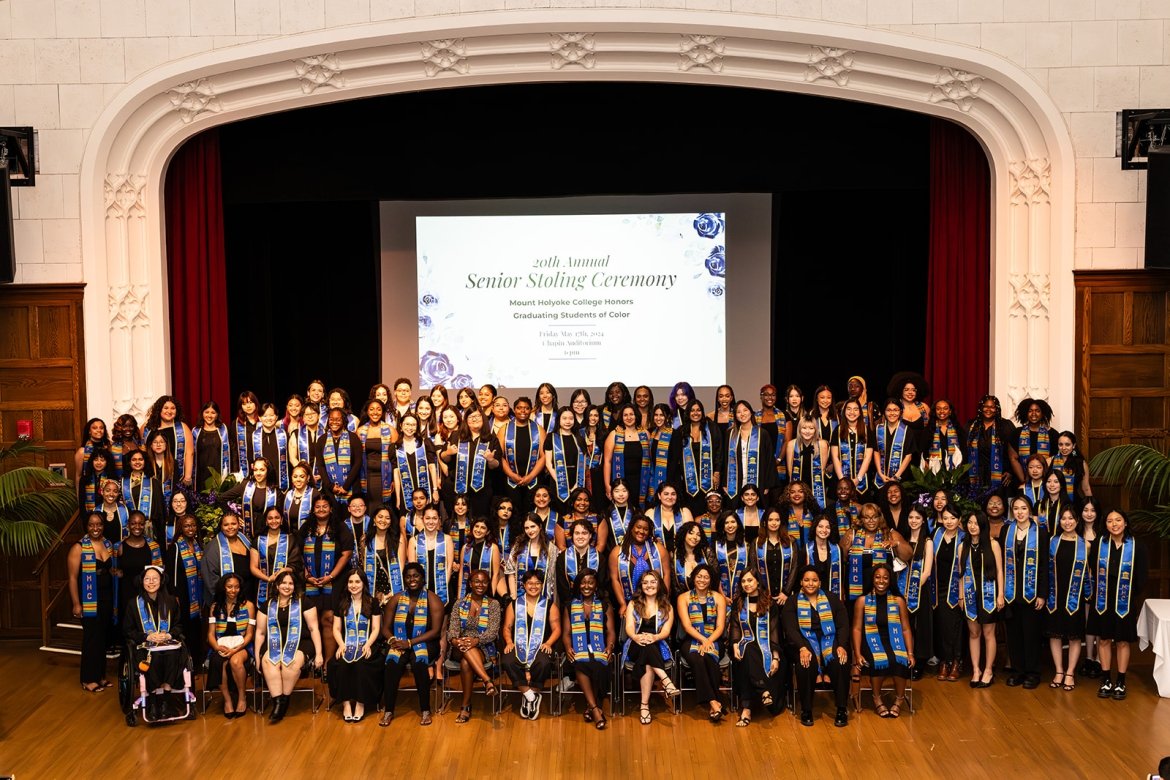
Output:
[1085, 538, 1148, 642]
[1045, 537, 1087, 639]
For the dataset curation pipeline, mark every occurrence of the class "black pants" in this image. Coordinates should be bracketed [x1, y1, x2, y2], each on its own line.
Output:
[502, 649, 553, 688]
[793, 654, 849, 714]
[1005, 602, 1045, 676]
[80, 614, 109, 684]
[383, 652, 431, 713]
[733, 644, 784, 709]
[685, 651, 724, 705]
[934, 603, 965, 663]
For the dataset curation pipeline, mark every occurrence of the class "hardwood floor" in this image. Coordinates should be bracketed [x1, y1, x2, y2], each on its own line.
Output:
[3, 644, 1165, 779]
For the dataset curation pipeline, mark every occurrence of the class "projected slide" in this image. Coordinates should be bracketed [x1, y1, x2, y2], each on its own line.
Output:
[415, 213, 727, 389]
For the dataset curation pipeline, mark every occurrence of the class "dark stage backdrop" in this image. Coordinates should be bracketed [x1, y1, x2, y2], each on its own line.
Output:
[215, 83, 938, 413]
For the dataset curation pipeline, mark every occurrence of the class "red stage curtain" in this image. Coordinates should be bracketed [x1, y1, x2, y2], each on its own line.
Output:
[924, 118, 991, 425]
[164, 129, 231, 418]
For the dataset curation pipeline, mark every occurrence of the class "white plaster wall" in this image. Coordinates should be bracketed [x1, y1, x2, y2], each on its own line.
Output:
[1, 0, 1162, 282]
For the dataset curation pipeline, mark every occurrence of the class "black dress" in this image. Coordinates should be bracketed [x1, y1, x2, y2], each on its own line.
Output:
[962, 540, 1000, 624]
[79, 550, 114, 684]
[857, 593, 911, 679]
[193, 426, 226, 488]
[328, 600, 383, 706]
[1045, 537, 1087, 639]
[116, 541, 156, 631]
[1085, 538, 1148, 642]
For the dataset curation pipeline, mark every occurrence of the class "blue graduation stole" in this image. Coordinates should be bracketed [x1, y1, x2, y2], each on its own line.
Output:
[686, 591, 719, 656]
[304, 530, 336, 597]
[367, 536, 403, 597]
[737, 601, 773, 670]
[109, 504, 130, 541]
[539, 509, 559, 541]
[726, 425, 760, 500]
[122, 476, 153, 522]
[551, 432, 585, 501]
[931, 528, 965, 608]
[579, 427, 602, 469]
[963, 543, 997, 620]
[455, 439, 489, 494]
[1050, 453, 1077, 502]
[504, 420, 541, 489]
[967, 422, 1005, 490]
[649, 428, 672, 505]
[565, 546, 599, 583]
[79, 537, 112, 617]
[175, 536, 203, 616]
[193, 424, 230, 480]
[217, 531, 251, 578]
[715, 539, 747, 597]
[1048, 535, 1088, 615]
[757, 540, 793, 597]
[874, 422, 907, 489]
[397, 441, 432, 510]
[791, 442, 827, 509]
[296, 421, 325, 477]
[283, 491, 313, 529]
[256, 532, 289, 606]
[612, 428, 652, 501]
[650, 506, 673, 547]
[267, 597, 301, 666]
[834, 501, 859, 537]
[609, 506, 631, 547]
[514, 592, 548, 666]
[796, 591, 834, 672]
[341, 600, 371, 662]
[898, 543, 925, 611]
[144, 425, 186, 484]
[1003, 521, 1039, 603]
[863, 594, 908, 670]
[1095, 537, 1136, 618]
[322, 433, 352, 499]
[838, 427, 868, 493]
[235, 421, 252, 478]
[1018, 425, 1051, 460]
[848, 531, 888, 600]
[386, 593, 430, 664]
[1023, 481, 1042, 507]
[681, 426, 714, 496]
[417, 533, 450, 604]
[137, 595, 170, 635]
[569, 598, 607, 664]
[253, 426, 289, 490]
[806, 542, 842, 598]
[242, 482, 276, 539]
[621, 608, 671, 666]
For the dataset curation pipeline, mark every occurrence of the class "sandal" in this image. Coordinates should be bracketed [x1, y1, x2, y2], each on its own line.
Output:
[735, 715, 751, 727]
[709, 705, 725, 722]
[483, 680, 498, 697]
[873, 692, 890, 718]
[454, 707, 471, 724]
[661, 678, 681, 698]
[379, 711, 394, 726]
[760, 690, 773, 707]
[1062, 673, 1076, 691]
[1050, 672, 1065, 689]
[639, 704, 652, 725]
[889, 696, 905, 718]
[420, 711, 432, 726]
[583, 708, 594, 723]
[98, 680, 114, 690]
[80, 683, 102, 693]
[593, 707, 607, 730]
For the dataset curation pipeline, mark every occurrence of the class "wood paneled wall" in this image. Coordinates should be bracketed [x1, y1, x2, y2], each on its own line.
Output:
[1075, 269, 1170, 598]
[0, 283, 86, 637]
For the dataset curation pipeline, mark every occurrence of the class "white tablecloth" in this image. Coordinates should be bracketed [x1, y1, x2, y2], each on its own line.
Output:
[1137, 599, 1170, 698]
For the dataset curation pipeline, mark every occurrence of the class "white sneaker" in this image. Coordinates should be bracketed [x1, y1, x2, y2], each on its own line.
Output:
[530, 693, 542, 720]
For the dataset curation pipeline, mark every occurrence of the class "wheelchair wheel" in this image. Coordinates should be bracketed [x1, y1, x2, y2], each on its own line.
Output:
[125, 708, 138, 727]
[117, 656, 132, 712]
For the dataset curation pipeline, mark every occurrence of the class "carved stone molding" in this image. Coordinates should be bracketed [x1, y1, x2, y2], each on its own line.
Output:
[103, 174, 147, 220]
[166, 78, 221, 123]
[679, 35, 724, 72]
[1009, 273, 1050, 320]
[108, 284, 151, 331]
[805, 46, 853, 86]
[294, 54, 345, 94]
[929, 67, 983, 112]
[112, 396, 154, 420]
[550, 33, 595, 70]
[422, 39, 468, 77]
[1008, 159, 1052, 206]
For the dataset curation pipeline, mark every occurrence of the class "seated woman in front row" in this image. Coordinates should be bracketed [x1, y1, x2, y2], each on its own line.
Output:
[206, 572, 255, 719]
[253, 570, 324, 723]
[729, 568, 785, 727]
[562, 568, 615, 729]
[329, 570, 383, 723]
[783, 565, 851, 728]
[447, 568, 502, 723]
[677, 563, 728, 722]
[123, 565, 193, 719]
[850, 562, 914, 719]
[624, 569, 680, 725]
[381, 562, 444, 726]
[502, 570, 562, 720]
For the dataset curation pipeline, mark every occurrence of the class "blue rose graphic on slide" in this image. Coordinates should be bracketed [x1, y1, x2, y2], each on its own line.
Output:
[693, 213, 725, 239]
[451, 374, 475, 390]
[419, 351, 454, 387]
[705, 245, 725, 278]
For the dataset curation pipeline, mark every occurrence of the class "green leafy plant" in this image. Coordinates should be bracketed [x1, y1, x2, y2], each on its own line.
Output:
[902, 463, 982, 516]
[1089, 444, 1170, 538]
[0, 440, 78, 556]
[194, 470, 237, 541]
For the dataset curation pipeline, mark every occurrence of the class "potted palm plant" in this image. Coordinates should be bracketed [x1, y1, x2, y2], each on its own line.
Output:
[0, 439, 77, 556]
[1090, 444, 1170, 537]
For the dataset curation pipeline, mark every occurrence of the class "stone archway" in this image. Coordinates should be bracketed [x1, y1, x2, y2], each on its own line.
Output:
[79, 10, 1074, 421]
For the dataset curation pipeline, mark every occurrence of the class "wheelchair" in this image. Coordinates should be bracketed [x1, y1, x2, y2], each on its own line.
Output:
[118, 640, 197, 726]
